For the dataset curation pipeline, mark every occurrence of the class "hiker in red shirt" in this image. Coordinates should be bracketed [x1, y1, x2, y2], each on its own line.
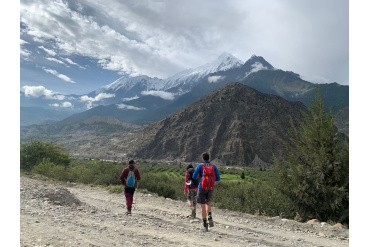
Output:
[120, 160, 141, 215]
[184, 164, 198, 218]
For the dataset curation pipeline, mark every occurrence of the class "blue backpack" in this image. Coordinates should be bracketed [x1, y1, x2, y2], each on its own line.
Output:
[127, 168, 136, 187]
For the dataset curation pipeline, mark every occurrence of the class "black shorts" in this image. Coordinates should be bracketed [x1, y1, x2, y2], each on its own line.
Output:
[197, 188, 213, 204]
[125, 187, 135, 195]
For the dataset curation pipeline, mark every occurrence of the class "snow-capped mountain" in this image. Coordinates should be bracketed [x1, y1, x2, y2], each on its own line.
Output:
[90, 52, 244, 99]
[94, 75, 164, 95]
[20, 53, 276, 123]
[162, 52, 244, 91]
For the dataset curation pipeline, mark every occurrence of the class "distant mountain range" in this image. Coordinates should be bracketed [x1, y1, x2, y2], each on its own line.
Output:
[20, 52, 349, 136]
[20, 81, 348, 166]
[20, 106, 72, 126]
[20, 53, 244, 115]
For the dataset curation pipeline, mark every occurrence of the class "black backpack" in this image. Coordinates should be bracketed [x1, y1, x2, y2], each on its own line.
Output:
[186, 168, 199, 189]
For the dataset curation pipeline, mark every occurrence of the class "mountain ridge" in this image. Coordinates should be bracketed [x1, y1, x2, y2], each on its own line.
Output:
[132, 82, 308, 166]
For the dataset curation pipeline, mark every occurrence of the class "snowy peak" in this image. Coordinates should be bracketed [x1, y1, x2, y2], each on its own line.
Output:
[205, 52, 244, 72]
[163, 52, 243, 90]
[243, 55, 274, 71]
[189, 52, 244, 76]
[94, 75, 163, 95]
[90, 53, 272, 102]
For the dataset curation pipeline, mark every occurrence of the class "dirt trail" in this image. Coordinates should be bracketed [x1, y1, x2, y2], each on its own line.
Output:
[20, 176, 349, 247]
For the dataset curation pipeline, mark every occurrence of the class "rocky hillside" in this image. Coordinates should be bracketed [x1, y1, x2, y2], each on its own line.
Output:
[20, 116, 144, 160]
[133, 82, 307, 166]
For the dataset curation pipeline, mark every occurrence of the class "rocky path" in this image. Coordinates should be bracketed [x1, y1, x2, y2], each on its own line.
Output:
[20, 176, 349, 247]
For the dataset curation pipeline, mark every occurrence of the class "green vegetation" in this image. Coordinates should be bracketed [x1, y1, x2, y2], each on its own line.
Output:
[20, 141, 290, 218]
[274, 87, 349, 225]
[20, 139, 70, 171]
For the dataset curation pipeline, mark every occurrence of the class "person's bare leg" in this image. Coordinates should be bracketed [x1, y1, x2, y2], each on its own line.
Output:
[206, 202, 211, 214]
[206, 202, 214, 227]
[201, 203, 206, 219]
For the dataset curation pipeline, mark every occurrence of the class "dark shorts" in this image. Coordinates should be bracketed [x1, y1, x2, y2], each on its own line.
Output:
[197, 188, 213, 204]
[125, 187, 135, 195]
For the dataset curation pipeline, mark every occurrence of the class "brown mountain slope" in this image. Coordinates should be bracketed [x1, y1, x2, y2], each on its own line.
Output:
[133, 82, 307, 166]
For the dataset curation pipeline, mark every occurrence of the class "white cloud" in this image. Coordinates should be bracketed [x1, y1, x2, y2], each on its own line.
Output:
[43, 68, 75, 83]
[49, 101, 73, 108]
[38, 46, 57, 56]
[141, 90, 175, 100]
[20, 39, 31, 59]
[43, 68, 58, 75]
[20, 39, 29, 46]
[245, 62, 269, 77]
[95, 93, 115, 101]
[65, 58, 85, 69]
[80, 93, 115, 102]
[80, 93, 115, 109]
[80, 95, 94, 102]
[208, 75, 224, 83]
[46, 57, 65, 64]
[85, 101, 93, 110]
[61, 102, 73, 108]
[20, 48, 31, 58]
[122, 95, 139, 102]
[57, 74, 74, 82]
[23, 85, 65, 100]
[116, 103, 145, 110]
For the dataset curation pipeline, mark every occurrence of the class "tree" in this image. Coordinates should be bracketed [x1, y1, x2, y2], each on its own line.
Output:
[20, 139, 70, 171]
[275, 88, 349, 224]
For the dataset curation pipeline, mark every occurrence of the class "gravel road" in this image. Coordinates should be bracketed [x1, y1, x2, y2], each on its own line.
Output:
[20, 176, 349, 247]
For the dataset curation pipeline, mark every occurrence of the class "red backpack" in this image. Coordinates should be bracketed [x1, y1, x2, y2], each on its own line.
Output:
[201, 163, 215, 190]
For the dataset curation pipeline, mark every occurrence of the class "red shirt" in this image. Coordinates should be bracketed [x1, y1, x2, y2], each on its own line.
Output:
[120, 165, 141, 188]
[184, 172, 198, 193]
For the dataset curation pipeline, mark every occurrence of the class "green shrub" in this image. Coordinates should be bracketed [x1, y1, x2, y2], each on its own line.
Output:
[139, 173, 184, 200]
[21, 139, 70, 171]
[107, 185, 125, 193]
[212, 181, 294, 218]
[48, 165, 72, 182]
[31, 158, 55, 176]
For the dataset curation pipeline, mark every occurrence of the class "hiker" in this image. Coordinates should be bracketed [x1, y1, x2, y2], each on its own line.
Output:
[120, 159, 141, 215]
[192, 152, 220, 232]
[184, 164, 198, 218]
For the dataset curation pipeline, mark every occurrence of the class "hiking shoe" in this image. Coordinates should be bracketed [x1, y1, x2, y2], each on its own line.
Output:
[191, 208, 196, 218]
[203, 223, 209, 232]
[208, 217, 214, 227]
[125, 211, 131, 215]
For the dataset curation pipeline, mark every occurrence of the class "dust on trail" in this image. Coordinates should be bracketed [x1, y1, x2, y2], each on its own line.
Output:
[20, 176, 349, 247]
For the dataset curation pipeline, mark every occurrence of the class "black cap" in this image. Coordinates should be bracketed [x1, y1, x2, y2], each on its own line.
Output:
[129, 160, 135, 165]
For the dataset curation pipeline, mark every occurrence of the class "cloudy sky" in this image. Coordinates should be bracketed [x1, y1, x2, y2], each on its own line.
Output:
[20, 0, 349, 96]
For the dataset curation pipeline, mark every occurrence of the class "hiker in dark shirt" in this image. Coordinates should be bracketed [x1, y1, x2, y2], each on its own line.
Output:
[120, 160, 141, 215]
[192, 152, 220, 232]
[184, 164, 198, 218]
